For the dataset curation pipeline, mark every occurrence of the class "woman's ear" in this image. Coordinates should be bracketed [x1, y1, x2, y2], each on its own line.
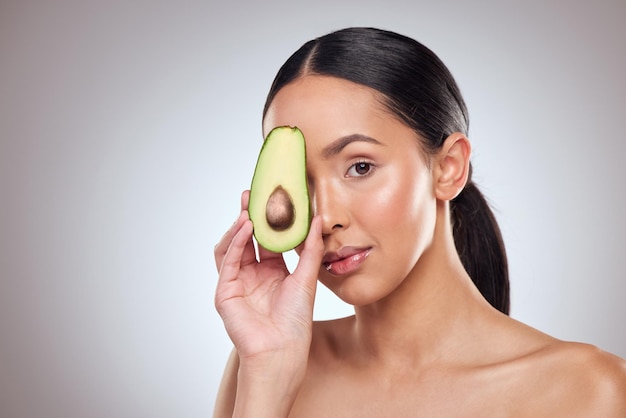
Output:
[434, 132, 472, 201]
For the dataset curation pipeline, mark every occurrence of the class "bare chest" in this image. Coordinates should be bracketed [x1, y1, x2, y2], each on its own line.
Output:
[290, 368, 484, 417]
[287, 362, 568, 418]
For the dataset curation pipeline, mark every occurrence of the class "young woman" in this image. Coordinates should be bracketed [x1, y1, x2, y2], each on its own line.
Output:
[213, 27, 626, 417]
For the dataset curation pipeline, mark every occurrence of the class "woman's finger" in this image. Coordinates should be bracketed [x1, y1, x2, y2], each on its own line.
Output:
[241, 189, 250, 211]
[214, 210, 249, 270]
[216, 219, 254, 289]
[292, 216, 324, 290]
[214, 190, 256, 271]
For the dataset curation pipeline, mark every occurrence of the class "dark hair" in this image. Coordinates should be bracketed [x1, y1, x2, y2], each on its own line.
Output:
[262, 27, 510, 314]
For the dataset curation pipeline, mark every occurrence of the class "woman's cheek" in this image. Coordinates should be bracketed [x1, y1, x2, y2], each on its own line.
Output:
[366, 173, 416, 222]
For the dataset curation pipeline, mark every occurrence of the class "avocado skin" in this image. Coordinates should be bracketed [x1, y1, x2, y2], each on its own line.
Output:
[248, 126, 311, 252]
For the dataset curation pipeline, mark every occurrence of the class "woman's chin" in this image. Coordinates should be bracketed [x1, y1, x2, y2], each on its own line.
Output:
[320, 276, 389, 308]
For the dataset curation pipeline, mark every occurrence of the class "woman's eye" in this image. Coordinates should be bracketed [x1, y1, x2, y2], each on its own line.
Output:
[347, 161, 373, 177]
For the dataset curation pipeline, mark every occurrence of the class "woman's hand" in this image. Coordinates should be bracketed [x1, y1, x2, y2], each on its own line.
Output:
[214, 190, 324, 363]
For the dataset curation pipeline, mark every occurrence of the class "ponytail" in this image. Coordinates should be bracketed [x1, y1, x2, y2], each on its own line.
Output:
[450, 166, 510, 314]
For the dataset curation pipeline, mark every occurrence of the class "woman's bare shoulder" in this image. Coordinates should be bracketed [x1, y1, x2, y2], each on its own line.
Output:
[511, 337, 626, 416]
[550, 341, 625, 400]
[461, 312, 626, 415]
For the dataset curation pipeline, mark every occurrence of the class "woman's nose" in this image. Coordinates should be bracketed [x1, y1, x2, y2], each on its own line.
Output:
[310, 181, 349, 236]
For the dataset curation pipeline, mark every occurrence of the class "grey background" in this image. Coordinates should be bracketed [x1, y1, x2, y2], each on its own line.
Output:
[1, 0, 624, 416]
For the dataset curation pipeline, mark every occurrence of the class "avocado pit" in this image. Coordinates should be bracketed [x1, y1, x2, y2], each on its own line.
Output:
[265, 186, 295, 231]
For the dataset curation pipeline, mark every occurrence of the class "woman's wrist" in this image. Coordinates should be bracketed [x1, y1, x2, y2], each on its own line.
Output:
[233, 351, 308, 418]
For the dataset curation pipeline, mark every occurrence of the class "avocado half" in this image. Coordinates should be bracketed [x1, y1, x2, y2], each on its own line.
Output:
[248, 126, 311, 252]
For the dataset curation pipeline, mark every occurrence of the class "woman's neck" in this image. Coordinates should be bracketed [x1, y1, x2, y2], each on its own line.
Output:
[349, 204, 495, 369]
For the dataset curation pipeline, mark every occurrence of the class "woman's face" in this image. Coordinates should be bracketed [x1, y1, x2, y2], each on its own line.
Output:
[263, 75, 438, 306]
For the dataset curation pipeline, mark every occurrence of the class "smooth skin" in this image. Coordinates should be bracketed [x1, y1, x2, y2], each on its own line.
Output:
[214, 75, 626, 417]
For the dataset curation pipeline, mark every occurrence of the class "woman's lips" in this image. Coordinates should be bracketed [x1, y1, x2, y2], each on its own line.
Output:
[323, 247, 371, 276]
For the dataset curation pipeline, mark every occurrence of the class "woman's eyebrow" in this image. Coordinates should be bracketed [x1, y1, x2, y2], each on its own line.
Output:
[322, 134, 384, 158]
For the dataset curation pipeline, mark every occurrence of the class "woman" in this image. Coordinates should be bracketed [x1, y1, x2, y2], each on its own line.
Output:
[213, 27, 626, 417]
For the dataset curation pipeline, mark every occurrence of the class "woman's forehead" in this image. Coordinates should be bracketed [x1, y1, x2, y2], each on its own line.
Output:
[262, 75, 388, 138]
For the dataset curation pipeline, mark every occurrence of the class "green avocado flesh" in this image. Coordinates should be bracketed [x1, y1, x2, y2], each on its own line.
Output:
[248, 126, 311, 252]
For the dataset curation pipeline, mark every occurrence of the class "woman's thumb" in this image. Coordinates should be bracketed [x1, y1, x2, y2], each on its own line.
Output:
[292, 216, 324, 293]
